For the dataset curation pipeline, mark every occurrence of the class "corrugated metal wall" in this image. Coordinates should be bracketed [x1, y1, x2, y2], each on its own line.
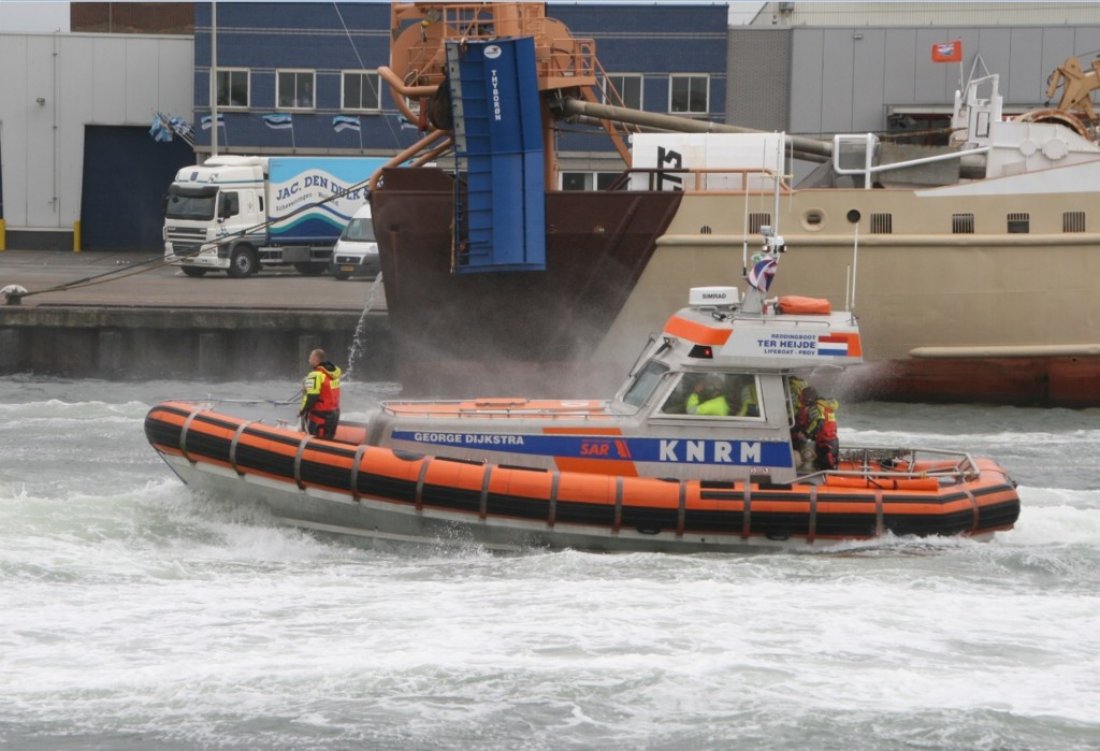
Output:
[749, 2, 1100, 28]
[785, 25, 1100, 139]
[727, 29, 791, 131]
[0, 32, 192, 235]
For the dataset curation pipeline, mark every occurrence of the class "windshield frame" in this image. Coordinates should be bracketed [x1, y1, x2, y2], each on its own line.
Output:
[340, 217, 376, 242]
[165, 185, 219, 221]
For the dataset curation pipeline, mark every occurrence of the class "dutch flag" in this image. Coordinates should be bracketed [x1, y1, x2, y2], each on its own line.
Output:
[263, 113, 294, 130]
[200, 113, 224, 130]
[332, 115, 361, 133]
[817, 335, 850, 357]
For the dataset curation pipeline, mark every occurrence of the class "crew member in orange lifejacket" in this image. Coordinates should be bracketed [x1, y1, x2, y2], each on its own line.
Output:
[299, 348, 342, 438]
[801, 386, 839, 471]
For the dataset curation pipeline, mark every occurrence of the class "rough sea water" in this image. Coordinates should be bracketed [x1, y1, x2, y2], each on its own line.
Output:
[1, 376, 1098, 750]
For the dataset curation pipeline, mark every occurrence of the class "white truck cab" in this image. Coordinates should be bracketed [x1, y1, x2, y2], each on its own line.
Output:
[163, 155, 384, 278]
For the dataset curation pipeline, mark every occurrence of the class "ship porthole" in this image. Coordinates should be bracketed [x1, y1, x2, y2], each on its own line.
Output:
[802, 210, 825, 231]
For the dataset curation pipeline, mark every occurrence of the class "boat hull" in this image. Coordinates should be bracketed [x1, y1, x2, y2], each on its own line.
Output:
[146, 402, 1020, 553]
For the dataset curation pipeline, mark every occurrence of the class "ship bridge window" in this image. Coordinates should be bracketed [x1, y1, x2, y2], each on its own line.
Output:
[658, 373, 762, 419]
[748, 213, 771, 234]
[1060, 211, 1086, 232]
[622, 360, 669, 409]
[1007, 213, 1030, 234]
[1064, 211, 1086, 233]
[952, 213, 975, 234]
[871, 213, 892, 234]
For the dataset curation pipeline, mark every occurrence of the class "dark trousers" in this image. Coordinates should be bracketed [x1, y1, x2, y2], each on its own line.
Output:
[306, 409, 340, 439]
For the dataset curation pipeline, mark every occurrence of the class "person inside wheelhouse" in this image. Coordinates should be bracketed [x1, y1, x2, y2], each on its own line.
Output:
[656, 372, 761, 417]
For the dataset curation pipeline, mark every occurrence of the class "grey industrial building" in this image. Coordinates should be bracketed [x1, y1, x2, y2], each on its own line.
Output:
[1, 1, 1097, 251]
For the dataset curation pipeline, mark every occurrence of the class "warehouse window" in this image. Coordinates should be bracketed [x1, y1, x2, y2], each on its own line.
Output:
[277, 69, 315, 109]
[216, 68, 249, 109]
[603, 74, 643, 110]
[669, 74, 708, 114]
[342, 71, 381, 112]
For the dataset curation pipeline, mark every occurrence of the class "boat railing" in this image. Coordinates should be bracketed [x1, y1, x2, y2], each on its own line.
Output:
[604, 166, 794, 194]
[832, 133, 991, 189]
[829, 445, 980, 483]
[381, 400, 612, 420]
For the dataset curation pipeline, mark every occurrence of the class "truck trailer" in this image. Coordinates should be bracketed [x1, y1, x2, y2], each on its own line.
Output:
[162, 155, 387, 277]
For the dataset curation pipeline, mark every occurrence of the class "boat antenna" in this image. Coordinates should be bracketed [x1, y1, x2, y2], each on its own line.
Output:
[846, 209, 861, 316]
[741, 183, 750, 276]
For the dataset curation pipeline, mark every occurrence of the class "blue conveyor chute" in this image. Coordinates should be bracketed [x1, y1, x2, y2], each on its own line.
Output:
[446, 37, 546, 273]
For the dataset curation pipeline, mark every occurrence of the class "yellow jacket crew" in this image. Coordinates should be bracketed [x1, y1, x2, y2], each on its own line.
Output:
[299, 348, 342, 438]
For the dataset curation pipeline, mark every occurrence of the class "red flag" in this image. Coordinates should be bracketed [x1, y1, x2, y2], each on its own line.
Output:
[931, 40, 962, 63]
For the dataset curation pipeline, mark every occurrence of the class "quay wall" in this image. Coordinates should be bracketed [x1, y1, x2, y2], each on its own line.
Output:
[0, 306, 394, 382]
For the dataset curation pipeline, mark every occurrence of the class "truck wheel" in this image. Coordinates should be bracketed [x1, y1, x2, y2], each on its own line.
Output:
[181, 267, 207, 278]
[294, 262, 327, 276]
[228, 245, 258, 278]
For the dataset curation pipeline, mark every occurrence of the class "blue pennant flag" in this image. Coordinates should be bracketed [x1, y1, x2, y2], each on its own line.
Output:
[200, 113, 224, 130]
[332, 115, 361, 133]
[149, 115, 173, 142]
[169, 116, 193, 138]
[263, 113, 294, 130]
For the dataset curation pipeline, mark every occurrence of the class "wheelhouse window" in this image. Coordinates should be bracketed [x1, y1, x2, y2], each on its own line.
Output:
[603, 73, 643, 110]
[216, 68, 249, 109]
[622, 360, 669, 409]
[659, 373, 761, 418]
[342, 70, 381, 111]
[277, 69, 315, 109]
[669, 74, 708, 114]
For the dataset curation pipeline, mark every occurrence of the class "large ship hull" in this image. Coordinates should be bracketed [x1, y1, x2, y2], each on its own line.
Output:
[372, 166, 1100, 406]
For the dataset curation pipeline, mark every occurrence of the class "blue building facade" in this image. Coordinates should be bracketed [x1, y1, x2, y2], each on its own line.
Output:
[190, 2, 729, 172]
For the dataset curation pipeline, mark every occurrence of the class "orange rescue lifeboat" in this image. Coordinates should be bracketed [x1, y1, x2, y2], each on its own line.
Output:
[145, 231, 1020, 551]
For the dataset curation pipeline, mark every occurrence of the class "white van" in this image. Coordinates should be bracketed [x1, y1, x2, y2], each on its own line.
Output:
[331, 203, 379, 280]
